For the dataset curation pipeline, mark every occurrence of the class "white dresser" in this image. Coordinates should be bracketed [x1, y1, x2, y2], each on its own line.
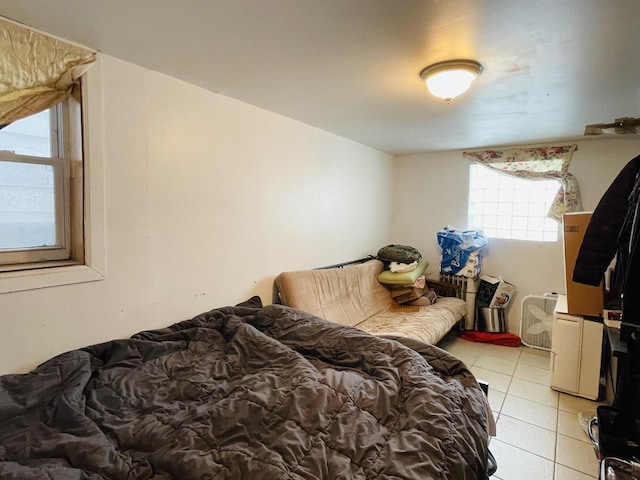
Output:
[550, 295, 603, 400]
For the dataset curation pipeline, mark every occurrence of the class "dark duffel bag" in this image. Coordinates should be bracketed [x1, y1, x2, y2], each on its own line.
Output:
[589, 406, 640, 460]
[377, 244, 421, 264]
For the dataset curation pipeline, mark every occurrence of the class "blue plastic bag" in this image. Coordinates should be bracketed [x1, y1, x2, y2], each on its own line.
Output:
[437, 227, 488, 275]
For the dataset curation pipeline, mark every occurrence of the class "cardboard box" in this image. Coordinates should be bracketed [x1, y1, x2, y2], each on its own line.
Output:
[476, 275, 515, 308]
[393, 286, 428, 304]
[390, 287, 413, 298]
[563, 212, 604, 316]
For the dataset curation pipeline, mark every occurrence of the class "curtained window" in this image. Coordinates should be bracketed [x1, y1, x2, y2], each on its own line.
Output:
[463, 145, 581, 220]
[464, 145, 581, 242]
[0, 17, 96, 270]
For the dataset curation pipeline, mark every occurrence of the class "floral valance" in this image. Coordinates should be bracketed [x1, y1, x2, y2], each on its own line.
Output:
[0, 17, 97, 126]
[463, 145, 581, 220]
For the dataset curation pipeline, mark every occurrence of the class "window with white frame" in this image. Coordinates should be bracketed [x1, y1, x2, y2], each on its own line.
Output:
[0, 98, 84, 269]
[468, 163, 561, 242]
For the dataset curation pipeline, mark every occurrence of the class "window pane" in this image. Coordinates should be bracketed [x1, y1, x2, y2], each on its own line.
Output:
[512, 216, 528, 229]
[498, 202, 513, 216]
[484, 202, 498, 215]
[512, 203, 529, 216]
[513, 189, 529, 202]
[484, 189, 499, 202]
[528, 202, 546, 216]
[0, 110, 52, 157]
[497, 216, 512, 229]
[0, 161, 56, 249]
[468, 164, 560, 242]
[498, 188, 514, 202]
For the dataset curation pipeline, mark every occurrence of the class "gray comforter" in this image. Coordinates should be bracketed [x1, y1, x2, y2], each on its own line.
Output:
[0, 297, 489, 479]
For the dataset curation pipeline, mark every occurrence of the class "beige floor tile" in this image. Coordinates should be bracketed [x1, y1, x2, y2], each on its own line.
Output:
[501, 394, 558, 431]
[447, 336, 487, 354]
[450, 350, 480, 367]
[519, 349, 551, 370]
[474, 354, 517, 376]
[437, 335, 482, 366]
[514, 362, 551, 386]
[555, 464, 598, 480]
[487, 389, 506, 413]
[470, 365, 512, 393]
[556, 434, 599, 477]
[483, 343, 523, 362]
[557, 409, 592, 443]
[495, 414, 556, 459]
[557, 393, 602, 415]
[527, 346, 553, 356]
[508, 377, 559, 408]
[489, 439, 555, 480]
[444, 333, 604, 479]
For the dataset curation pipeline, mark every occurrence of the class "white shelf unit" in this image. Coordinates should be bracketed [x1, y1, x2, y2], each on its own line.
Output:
[550, 295, 603, 400]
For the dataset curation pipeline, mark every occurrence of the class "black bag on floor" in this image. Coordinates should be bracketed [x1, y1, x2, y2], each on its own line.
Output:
[591, 406, 640, 460]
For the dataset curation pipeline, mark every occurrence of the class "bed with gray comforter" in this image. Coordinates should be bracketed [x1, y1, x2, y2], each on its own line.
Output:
[0, 297, 490, 479]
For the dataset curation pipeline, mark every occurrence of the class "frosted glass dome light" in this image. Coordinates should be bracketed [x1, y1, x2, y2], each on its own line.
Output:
[420, 60, 483, 103]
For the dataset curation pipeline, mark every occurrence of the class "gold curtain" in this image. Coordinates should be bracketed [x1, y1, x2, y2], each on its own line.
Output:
[0, 17, 96, 126]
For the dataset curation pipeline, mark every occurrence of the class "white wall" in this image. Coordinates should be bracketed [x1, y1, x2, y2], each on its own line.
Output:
[391, 138, 640, 333]
[0, 55, 394, 375]
[3, 55, 637, 375]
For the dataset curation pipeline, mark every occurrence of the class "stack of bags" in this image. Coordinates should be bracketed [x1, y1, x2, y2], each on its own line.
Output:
[436, 226, 487, 278]
[376, 244, 437, 307]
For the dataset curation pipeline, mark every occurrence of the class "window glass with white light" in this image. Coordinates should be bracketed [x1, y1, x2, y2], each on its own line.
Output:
[468, 163, 560, 242]
[0, 103, 73, 264]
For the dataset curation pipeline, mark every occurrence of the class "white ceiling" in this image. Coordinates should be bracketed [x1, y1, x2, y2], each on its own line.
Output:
[1, 0, 639, 155]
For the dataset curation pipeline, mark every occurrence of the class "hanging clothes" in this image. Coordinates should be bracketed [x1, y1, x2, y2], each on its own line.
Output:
[573, 153, 640, 414]
[573, 154, 640, 290]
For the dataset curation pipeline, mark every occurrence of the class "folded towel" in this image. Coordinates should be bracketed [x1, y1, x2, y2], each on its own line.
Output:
[389, 261, 418, 273]
[460, 331, 522, 347]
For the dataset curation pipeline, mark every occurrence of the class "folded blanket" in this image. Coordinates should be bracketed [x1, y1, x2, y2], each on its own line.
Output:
[460, 330, 522, 347]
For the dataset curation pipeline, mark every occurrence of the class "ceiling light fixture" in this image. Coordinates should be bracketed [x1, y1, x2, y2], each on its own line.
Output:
[419, 59, 483, 103]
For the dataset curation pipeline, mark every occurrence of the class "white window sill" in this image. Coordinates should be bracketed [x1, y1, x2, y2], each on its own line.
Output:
[0, 264, 104, 294]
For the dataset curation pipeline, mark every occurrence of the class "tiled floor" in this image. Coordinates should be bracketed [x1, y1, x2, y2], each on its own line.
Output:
[437, 331, 604, 480]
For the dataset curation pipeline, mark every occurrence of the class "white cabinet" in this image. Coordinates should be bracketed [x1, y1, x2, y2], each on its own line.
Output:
[550, 295, 603, 400]
[551, 313, 582, 392]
